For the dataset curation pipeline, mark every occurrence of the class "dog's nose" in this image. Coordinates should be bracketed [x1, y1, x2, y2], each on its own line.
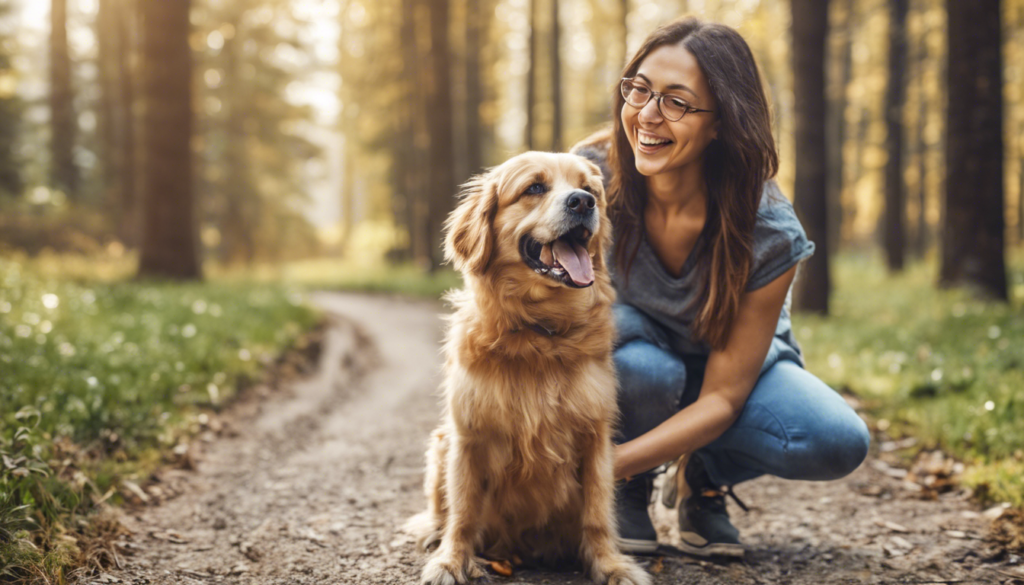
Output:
[566, 191, 596, 215]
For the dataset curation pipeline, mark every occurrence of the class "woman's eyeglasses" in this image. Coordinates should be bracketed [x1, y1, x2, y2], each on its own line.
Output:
[620, 77, 715, 122]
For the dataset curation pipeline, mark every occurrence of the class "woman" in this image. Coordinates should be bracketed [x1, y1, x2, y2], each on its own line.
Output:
[571, 17, 870, 557]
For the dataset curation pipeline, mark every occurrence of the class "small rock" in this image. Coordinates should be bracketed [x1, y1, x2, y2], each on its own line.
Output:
[983, 504, 1010, 519]
[875, 520, 910, 533]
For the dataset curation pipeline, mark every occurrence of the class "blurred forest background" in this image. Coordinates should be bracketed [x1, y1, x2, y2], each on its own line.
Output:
[0, 0, 1020, 297]
[2, 0, 1024, 580]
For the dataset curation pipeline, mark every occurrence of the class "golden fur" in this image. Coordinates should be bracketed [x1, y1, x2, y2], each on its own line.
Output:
[406, 152, 651, 585]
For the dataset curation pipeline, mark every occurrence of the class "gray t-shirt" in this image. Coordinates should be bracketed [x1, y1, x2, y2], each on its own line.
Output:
[575, 143, 815, 373]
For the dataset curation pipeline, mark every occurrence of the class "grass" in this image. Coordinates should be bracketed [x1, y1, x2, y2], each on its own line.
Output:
[795, 249, 1024, 508]
[0, 252, 319, 582]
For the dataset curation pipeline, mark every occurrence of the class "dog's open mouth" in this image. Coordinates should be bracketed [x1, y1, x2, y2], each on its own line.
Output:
[519, 225, 595, 288]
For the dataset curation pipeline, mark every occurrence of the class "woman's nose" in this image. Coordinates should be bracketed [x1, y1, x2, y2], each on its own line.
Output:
[637, 97, 662, 125]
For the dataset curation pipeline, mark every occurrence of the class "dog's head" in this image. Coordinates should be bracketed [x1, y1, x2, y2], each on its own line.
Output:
[444, 152, 609, 289]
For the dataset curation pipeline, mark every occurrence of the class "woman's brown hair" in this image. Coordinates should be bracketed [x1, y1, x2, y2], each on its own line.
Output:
[608, 16, 778, 349]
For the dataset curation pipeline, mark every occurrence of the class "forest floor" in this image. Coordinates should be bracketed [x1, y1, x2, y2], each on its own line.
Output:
[88, 293, 1022, 585]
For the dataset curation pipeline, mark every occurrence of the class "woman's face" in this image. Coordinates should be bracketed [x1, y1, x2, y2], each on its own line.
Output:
[621, 43, 719, 179]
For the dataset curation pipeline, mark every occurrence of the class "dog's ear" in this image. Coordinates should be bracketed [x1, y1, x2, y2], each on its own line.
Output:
[444, 173, 498, 275]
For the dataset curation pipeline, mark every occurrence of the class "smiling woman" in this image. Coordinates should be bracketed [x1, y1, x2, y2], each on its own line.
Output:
[571, 16, 870, 558]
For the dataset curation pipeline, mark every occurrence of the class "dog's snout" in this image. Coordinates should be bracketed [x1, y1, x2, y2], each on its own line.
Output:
[566, 191, 596, 215]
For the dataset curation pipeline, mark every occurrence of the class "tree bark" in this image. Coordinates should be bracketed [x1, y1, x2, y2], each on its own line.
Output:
[97, 0, 118, 211]
[137, 0, 200, 279]
[621, 0, 629, 71]
[401, 0, 431, 266]
[116, 0, 139, 247]
[339, 0, 356, 255]
[525, 0, 537, 150]
[791, 0, 831, 314]
[940, 0, 1006, 299]
[883, 0, 908, 271]
[911, 0, 929, 257]
[550, 0, 562, 152]
[50, 0, 78, 200]
[425, 0, 455, 269]
[464, 0, 484, 174]
[826, 0, 853, 255]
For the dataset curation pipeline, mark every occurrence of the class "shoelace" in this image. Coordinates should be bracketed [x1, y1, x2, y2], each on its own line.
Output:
[698, 485, 749, 513]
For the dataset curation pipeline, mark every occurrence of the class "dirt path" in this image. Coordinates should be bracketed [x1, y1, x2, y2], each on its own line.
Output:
[94, 292, 1013, 585]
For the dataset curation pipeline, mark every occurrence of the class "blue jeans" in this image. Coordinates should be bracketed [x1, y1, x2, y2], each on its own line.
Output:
[613, 304, 870, 487]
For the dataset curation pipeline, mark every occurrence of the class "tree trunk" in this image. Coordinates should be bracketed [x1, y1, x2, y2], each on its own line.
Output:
[137, 0, 199, 279]
[525, 0, 537, 150]
[220, 10, 255, 266]
[339, 0, 356, 254]
[116, 0, 139, 247]
[940, 0, 1006, 299]
[464, 0, 484, 174]
[50, 0, 78, 201]
[911, 0, 929, 257]
[791, 0, 830, 314]
[97, 0, 118, 212]
[550, 0, 562, 152]
[402, 0, 431, 266]
[425, 0, 455, 269]
[621, 0, 629, 71]
[826, 0, 853, 255]
[883, 0, 908, 271]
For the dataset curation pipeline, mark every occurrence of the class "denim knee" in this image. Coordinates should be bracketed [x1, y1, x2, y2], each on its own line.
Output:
[795, 411, 871, 480]
[613, 303, 672, 351]
[613, 340, 687, 443]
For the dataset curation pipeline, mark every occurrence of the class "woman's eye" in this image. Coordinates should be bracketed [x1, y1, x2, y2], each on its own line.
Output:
[634, 86, 651, 95]
[524, 183, 547, 195]
[669, 97, 689, 109]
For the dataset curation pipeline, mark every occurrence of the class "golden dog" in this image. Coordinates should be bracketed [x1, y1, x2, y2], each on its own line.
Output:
[406, 152, 651, 585]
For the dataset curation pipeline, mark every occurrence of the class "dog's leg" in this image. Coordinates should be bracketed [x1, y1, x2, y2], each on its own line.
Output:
[579, 423, 652, 585]
[421, 431, 486, 585]
[405, 428, 448, 551]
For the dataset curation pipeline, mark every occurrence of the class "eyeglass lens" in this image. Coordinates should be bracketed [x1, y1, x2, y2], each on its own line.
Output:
[621, 79, 689, 121]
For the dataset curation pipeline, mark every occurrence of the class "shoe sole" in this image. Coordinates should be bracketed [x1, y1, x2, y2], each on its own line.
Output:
[674, 536, 745, 558]
[617, 537, 660, 555]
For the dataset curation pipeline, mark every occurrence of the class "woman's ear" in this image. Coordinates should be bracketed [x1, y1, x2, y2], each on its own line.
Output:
[443, 172, 498, 275]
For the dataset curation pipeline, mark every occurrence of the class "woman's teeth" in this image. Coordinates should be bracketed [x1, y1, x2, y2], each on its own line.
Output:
[639, 135, 671, 146]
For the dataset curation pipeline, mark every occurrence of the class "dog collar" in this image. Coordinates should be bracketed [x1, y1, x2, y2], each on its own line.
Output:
[512, 322, 558, 337]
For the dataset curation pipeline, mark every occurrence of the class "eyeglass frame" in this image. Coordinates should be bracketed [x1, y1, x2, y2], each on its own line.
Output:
[620, 77, 715, 122]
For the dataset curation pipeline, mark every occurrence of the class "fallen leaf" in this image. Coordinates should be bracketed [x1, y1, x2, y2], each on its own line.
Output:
[489, 559, 513, 577]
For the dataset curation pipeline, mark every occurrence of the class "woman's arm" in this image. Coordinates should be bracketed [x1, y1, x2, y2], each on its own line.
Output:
[613, 264, 798, 480]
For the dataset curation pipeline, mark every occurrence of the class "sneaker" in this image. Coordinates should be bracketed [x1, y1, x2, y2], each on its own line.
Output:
[675, 454, 747, 558]
[614, 475, 659, 554]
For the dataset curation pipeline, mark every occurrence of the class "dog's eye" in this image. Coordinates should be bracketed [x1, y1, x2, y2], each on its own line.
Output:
[581, 185, 595, 195]
[524, 182, 547, 196]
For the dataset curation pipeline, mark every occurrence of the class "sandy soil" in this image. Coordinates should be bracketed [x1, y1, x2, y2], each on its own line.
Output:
[89, 292, 1020, 585]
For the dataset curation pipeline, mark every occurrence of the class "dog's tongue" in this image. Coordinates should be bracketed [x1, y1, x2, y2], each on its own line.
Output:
[552, 239, 594, 286]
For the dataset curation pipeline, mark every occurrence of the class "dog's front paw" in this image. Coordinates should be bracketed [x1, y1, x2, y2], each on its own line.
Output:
[590, 555, 652, 585]
[421, 553, 482, 585]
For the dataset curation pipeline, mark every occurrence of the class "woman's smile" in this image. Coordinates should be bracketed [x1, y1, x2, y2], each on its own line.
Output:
[636, 129, 675, 155]
[621, 43, 719, 181]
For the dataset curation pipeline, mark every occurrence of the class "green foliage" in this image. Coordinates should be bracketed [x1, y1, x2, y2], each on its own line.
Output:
[283, 259, 462, 299]
[798, 251, 1024, 506]
[0, 255, 320, 578]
